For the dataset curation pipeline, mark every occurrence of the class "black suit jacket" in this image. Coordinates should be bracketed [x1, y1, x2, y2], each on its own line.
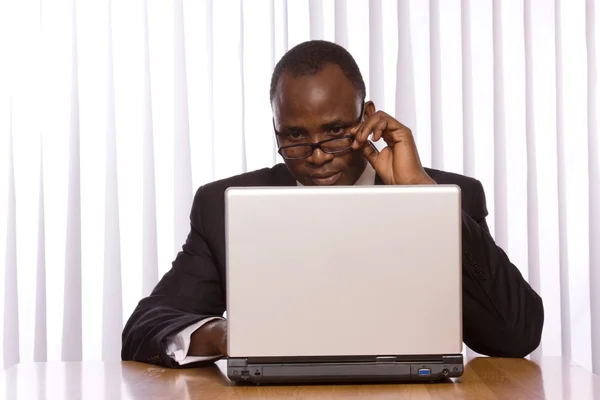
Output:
[121, 164, 544, 367]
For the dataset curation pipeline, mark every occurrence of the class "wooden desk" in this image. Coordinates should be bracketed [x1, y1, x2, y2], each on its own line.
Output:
[2, 357, 599, 399]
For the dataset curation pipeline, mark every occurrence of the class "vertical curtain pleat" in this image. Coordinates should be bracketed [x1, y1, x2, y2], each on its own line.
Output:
[287, 1, 310, 49]
[271, 0, 287, 165]
[13, 0, 42, 366]
[461, 0, 474, 177]
[309, 0, 324, 40]
[395, 0, 416, 132]
[380, 1, 398, 116]
[212, 0, 244, 180]
[34, 144, 47, 362]
[587, 0, 600, 376]
[239, 0, 247, 173]
[334, 0, 348, 48]
[492, 0, 508, 252]
[283, 0, 289, 52]
[526, 0, 562, 359]
[460, 0, 481, 360]
[270, 0, 276, 70]
[240, 0, 275, 171]
[3, 105, 19, 370]
[408, 0, 432, 168]
[172, 0, 193, 254]
[555, 0, 572, 363]
[0, 0, 7, 371]
[556, 0, 592, 370]
[345, 2, 370, 99]
[369, 0, 384, 110]
[269, 0, 278, 165]
[467, 0, 495, 235]
[437, 0, 464, 175]
[141, 0, 158, 297]
[185, 0, 216, 187]
[101, 0, 123, 362]
[61, 0, 82, 362]
[206, 0, 216, 181]
[33, 0, 48, 365]
[429, 0, 443, 170]
[499, 1, 529, 282]
[523, 0, 541, 360]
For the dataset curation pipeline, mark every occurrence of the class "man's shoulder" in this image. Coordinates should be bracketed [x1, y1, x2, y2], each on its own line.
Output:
[424, 167, 487, 216]
[424, 167, 481, 188]
[196, 163, 293, 202]
[425, 166, 485, 199]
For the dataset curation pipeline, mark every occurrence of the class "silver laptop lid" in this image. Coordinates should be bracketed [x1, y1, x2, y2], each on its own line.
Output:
[225, 185, 462, 358]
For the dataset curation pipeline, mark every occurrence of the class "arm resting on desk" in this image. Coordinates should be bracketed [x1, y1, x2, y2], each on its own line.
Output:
[164, 317, 224, 365]
[461, 180, 544, 357]
[121, 186, 227, 368]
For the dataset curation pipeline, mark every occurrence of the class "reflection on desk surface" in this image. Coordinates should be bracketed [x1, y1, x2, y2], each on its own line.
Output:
[2, 356, 599, 399]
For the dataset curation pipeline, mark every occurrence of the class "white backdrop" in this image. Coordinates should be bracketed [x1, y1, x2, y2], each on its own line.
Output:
[0, 0, 598, 376]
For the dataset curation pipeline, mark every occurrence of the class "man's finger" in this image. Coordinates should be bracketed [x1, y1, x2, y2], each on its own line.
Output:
[351, 122, 367, 149]
[360, 111, 401, 139]
[372, 119, 388, 142]
[356, 113, 383, 142]
[352, 117, 383, 149]
[361, 140, 379, 167]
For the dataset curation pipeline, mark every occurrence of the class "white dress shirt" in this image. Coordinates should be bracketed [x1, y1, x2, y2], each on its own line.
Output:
[165, 162, 376, 365]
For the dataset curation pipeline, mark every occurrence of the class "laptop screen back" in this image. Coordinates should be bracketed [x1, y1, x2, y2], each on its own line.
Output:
[225, 185, 463, 358]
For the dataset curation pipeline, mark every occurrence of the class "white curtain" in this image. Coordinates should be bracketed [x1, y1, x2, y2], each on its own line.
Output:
[0, 0, 598, 374]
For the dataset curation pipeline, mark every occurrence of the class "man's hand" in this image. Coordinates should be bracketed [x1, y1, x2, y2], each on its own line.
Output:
[189, 319, 228, 357]
[350, 110, 435, 185]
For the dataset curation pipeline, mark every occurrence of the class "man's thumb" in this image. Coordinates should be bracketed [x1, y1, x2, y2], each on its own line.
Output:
[361, 141, 379, 167]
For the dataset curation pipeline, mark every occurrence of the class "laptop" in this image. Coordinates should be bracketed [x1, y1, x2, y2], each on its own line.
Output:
[224, 184, 464, 384]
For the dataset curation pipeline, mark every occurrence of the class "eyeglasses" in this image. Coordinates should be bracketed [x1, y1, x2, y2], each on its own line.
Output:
[274, 103, 364, 160]
[277, 135, 355, 160]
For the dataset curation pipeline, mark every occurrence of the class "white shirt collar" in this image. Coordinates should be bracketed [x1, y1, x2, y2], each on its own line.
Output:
[354, 161, 376, 185]
[296, 162, 376, 186]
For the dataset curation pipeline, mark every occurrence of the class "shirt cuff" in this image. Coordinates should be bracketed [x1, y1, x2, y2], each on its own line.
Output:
[164, 316, 225, 365]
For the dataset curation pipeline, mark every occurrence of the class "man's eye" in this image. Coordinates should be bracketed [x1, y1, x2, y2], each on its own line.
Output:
[288, 132, 305, 140]
[329, 127, 345, 135]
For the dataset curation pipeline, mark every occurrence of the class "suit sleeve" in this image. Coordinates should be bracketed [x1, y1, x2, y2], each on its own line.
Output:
[121, 186, 225, 367]
[461, 180, 544, 357]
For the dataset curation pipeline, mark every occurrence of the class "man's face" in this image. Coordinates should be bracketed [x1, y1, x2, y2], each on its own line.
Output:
[272, 64, 367, 186]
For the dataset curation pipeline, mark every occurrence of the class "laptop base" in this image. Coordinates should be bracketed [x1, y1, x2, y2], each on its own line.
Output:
[227, 354, 464, 384]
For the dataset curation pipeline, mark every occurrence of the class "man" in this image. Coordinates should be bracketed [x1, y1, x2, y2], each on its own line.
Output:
[122, 40, 544, 367]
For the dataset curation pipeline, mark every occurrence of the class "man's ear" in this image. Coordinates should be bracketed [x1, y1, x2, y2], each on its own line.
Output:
[363, 101, 376, 120]
[272, 118, 282, 147]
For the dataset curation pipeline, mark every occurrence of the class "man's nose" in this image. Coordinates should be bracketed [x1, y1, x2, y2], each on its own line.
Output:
[307, 148, 334, 166]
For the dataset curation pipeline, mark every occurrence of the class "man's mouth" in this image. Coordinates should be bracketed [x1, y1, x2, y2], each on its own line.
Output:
[310, 172, 342, 185]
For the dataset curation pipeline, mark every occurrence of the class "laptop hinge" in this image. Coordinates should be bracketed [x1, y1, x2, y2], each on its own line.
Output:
[442, 354, 463, 364]
[228, 358, 248, 367]
[375, 356, 397, 363]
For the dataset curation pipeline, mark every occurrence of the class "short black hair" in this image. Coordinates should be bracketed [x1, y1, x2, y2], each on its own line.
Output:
[269, 40, 366, 104]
